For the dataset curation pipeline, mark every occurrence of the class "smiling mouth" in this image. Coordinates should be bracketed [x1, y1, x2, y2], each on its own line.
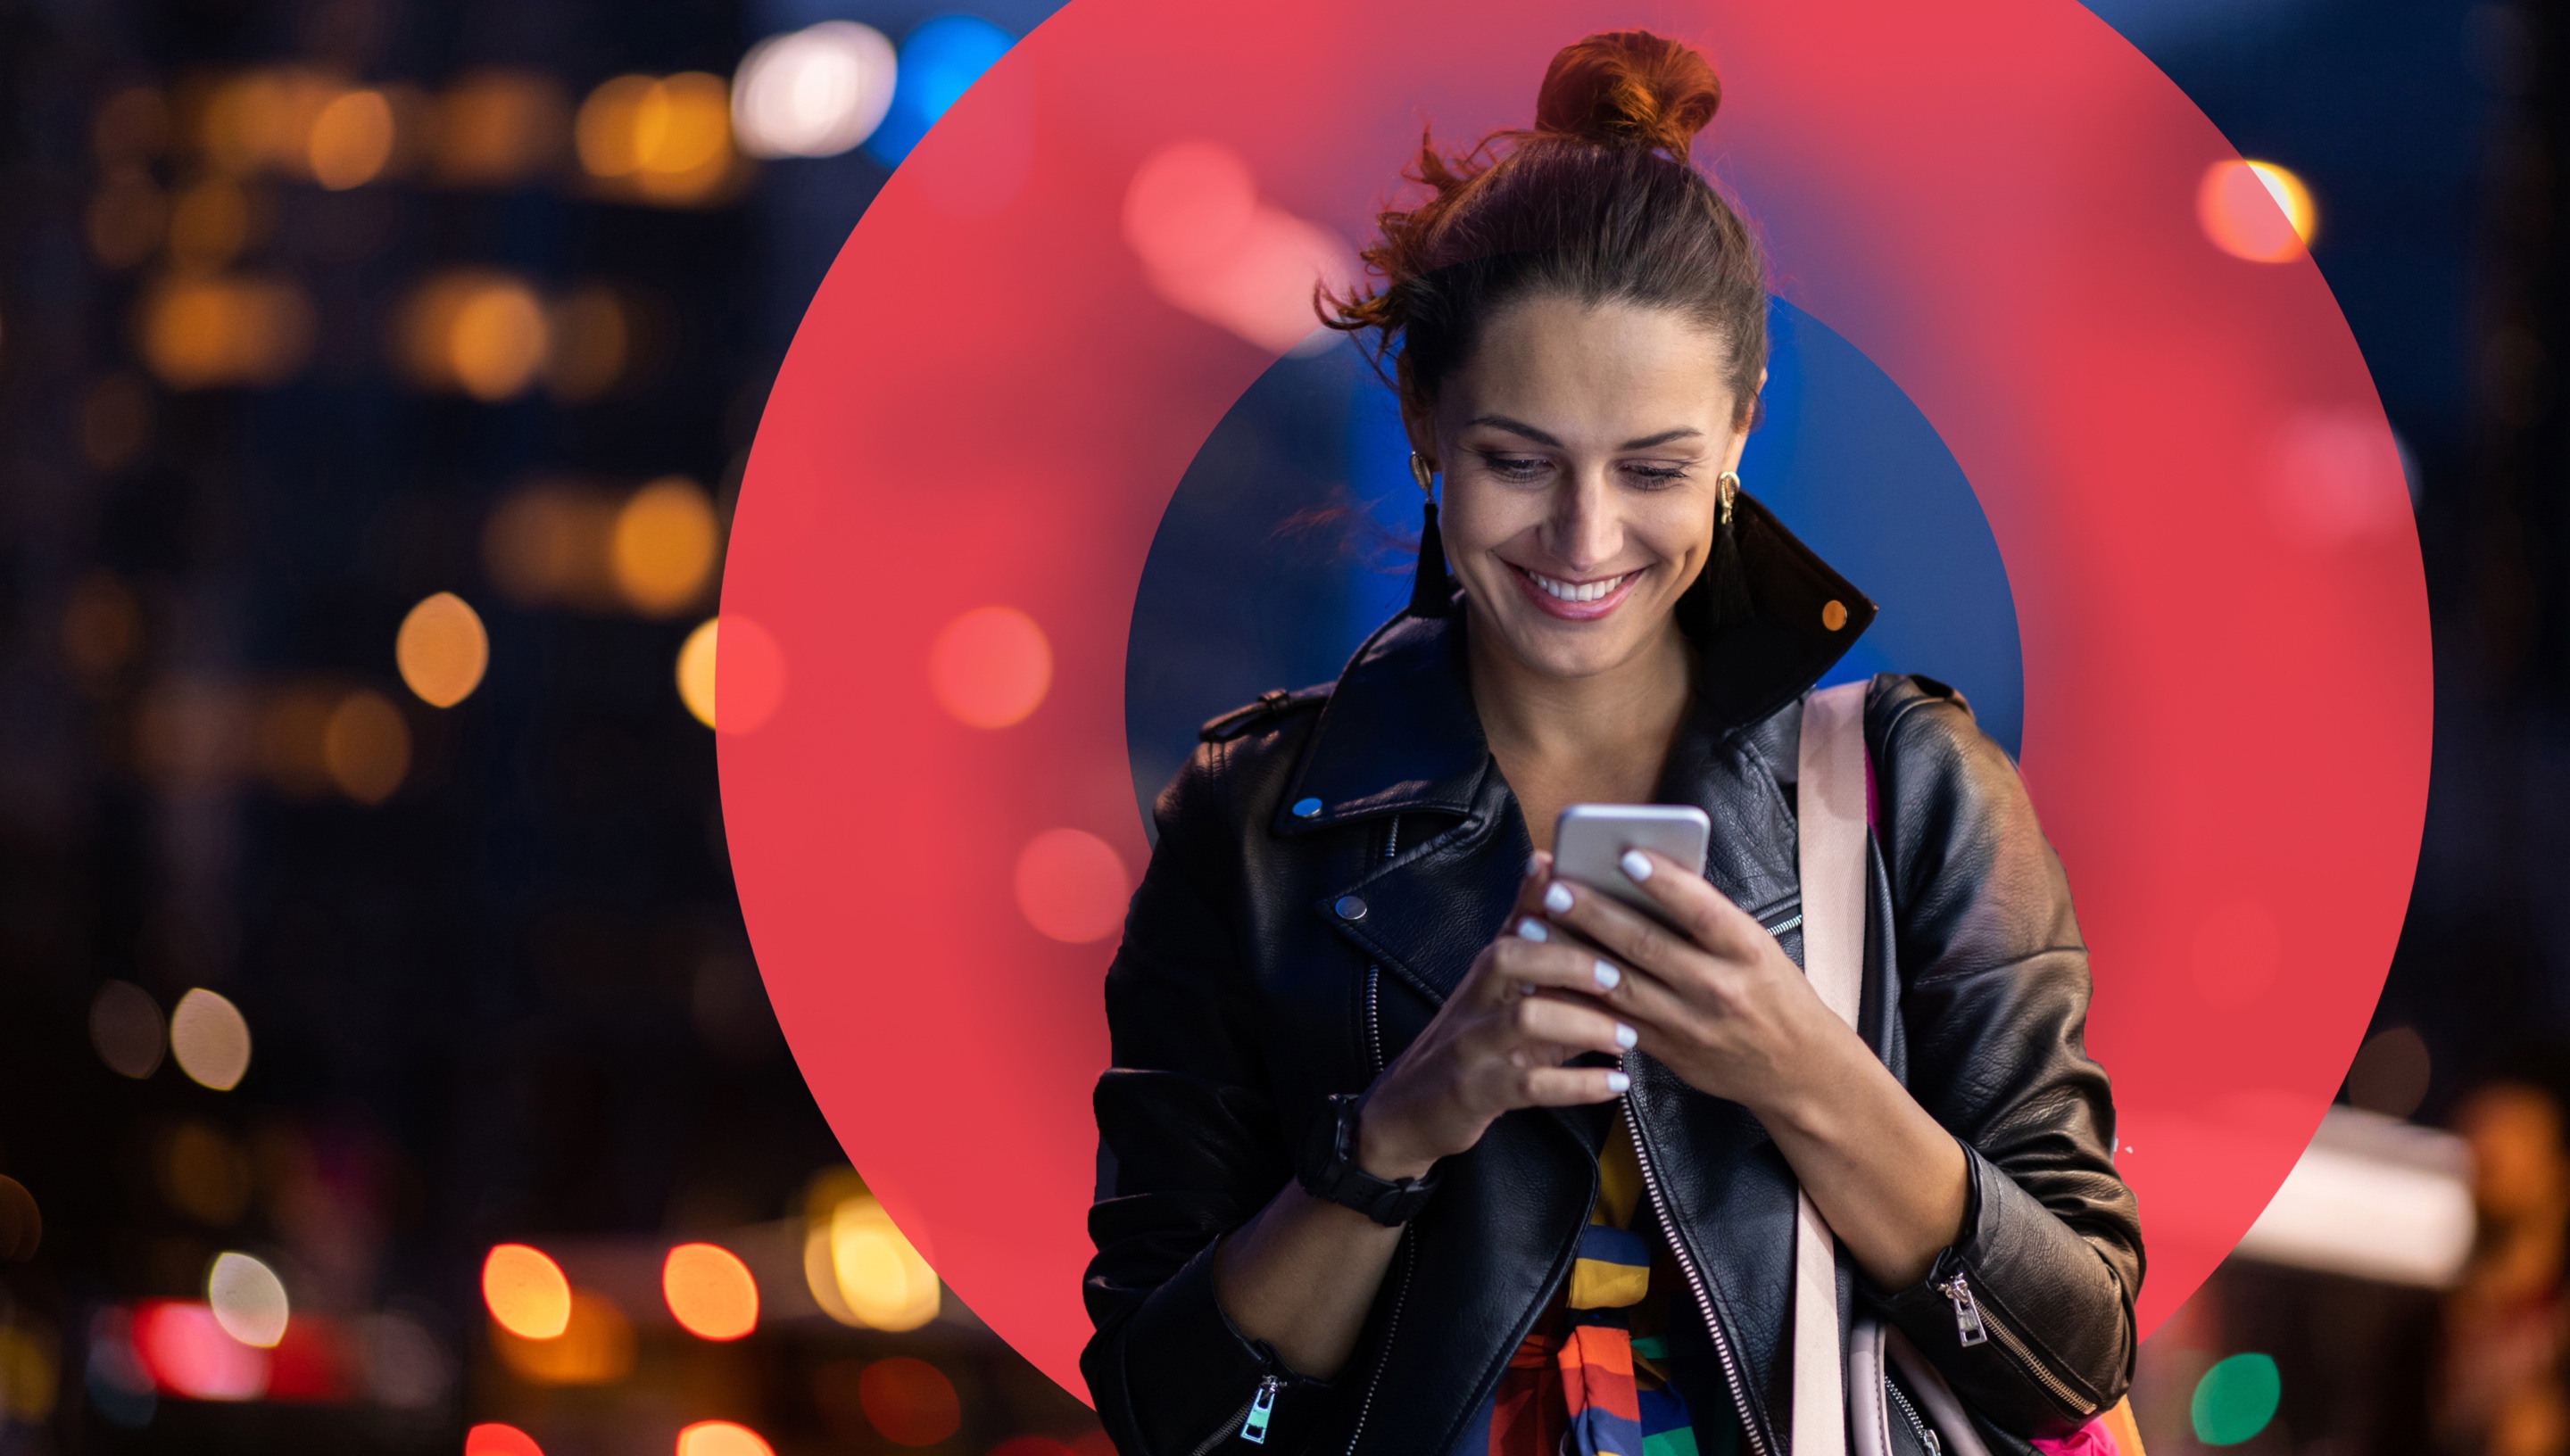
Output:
[1514, 566, 1640, 603]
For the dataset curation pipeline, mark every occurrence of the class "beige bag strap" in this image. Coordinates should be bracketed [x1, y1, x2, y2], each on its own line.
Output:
[1793, 681, 1870, 1456]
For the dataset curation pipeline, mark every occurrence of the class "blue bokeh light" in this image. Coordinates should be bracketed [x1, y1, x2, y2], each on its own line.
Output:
[865, 14, 1016, 166]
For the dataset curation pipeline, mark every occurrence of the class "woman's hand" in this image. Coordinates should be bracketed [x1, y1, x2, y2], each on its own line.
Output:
[1529, 848, 1847, 1113]
[1353, 854, 1637, 1180]
[1533, 848, 1969, 1287]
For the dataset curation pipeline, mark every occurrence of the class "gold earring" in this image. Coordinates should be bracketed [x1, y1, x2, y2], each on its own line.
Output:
[1715, 470, 1740, 526]
[1411, 451, 1434, 492]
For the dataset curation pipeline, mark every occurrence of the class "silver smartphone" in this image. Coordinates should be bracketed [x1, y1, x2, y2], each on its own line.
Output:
[1551, 804, 1712, 917]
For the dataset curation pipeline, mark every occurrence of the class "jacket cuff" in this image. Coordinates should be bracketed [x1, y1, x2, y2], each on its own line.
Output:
[1101, 1236, 1335, 1454]
[1867, 1141, 2132, 1439]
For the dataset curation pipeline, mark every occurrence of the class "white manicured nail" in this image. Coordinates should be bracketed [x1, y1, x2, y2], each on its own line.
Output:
[1606, 1071, 1631, 1094]
[1621, 850, 1653, 881]
[1516, 917, 1549, 942]
[1594, 960, 1621, 991]
[1543, 882, 1574, 914]
[1614, 1023, 1638, 1049]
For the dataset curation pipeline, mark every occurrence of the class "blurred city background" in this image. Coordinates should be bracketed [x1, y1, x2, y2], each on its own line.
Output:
[0, 0, 2558, 1452]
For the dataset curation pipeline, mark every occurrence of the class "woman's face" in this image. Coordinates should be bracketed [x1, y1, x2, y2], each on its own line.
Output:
[1416, 295, 1753, 683]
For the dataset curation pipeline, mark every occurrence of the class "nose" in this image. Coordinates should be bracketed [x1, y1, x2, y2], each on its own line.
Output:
[1546, 466, 1621, 573]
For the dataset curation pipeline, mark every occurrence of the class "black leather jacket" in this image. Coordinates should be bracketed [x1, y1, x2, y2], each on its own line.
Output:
[1083, 498, 2143, 1456]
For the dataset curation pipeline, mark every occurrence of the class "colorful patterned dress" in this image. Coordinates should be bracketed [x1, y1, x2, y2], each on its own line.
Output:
[1454, 1112, 1740, 1456]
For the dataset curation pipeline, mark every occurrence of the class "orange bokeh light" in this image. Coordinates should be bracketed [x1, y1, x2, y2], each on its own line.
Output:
[307, 89, 394, 188]
[2197, 158, 2317, 263]
[676, 1421, 775, 1456]
[928, 606, 1052, 728]
[482, 1244, 571, 1339]
[661, 1242, 759, 1340]
[1013, 829, 1130, 944]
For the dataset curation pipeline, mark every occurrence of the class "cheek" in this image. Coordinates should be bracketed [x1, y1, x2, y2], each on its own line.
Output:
[1439, 479, 1539, 554]
[1632, 498, 1716, 567]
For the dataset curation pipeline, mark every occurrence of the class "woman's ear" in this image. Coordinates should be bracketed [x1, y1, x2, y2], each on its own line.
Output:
[1400, 401, 1438, 474]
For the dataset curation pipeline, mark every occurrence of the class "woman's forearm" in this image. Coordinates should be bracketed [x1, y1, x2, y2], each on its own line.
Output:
[1211, 1183, 1405, 1378]
[1758, 1020, 1969, 1289]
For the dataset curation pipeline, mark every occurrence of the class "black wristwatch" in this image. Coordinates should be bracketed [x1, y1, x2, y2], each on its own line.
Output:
[1297, 1092, 1441, 1226]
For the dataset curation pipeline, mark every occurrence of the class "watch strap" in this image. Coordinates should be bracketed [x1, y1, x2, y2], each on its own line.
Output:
[1297, 1092, 1439, 1226]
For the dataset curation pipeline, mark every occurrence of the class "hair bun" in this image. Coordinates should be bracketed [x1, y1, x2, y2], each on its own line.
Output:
[1533, 30, 1721, 157]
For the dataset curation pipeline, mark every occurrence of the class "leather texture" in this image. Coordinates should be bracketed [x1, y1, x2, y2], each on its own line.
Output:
[1082, 494, 2143, 1456]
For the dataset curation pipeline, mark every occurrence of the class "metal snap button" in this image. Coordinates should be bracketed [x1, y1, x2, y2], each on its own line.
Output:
[1334, 895, 1367, 921]
[1292, 798, 1322, 818]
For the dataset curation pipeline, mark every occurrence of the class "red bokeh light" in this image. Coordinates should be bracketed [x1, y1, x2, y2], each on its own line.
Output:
[661, 1241, 759, 1340]
[132, 1300, 269, 1401]
[467, 1423, 546, 1456]
[856, 1356, 961, 1447]
[1010, 829, 1128, 944]
[928, 605, 1053, 728]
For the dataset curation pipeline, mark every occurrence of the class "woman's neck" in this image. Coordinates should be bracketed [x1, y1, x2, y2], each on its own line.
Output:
[1465, 609, 1695, 852]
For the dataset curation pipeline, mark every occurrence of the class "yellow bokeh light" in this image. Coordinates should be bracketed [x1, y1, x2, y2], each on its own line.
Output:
[323, 689, 410, 804]
[483, 483, 621, 610]
[677, 618, 720, 728]
[138, 274, 314, 390]
[308, 89, 394, 189]
[482, 1245, 571, 1339]
[170, 988, 253, 1091]
[207, 1252, 290, 1348]
[802, 1188, 941, 1332]
[610, 477, 717, 615]
[493, 1290, 633, 1386]
[167, 177, 253, 271]
[676, 1422, 775, 1456]
[576, 73, 739, 206]
[396, 592, 490, 707]
[2197, 158, 2318, 263]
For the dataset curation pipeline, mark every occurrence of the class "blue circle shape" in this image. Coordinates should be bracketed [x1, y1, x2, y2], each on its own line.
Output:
[1125, 299, 2024, 831]
[866, 15, 1017, 166]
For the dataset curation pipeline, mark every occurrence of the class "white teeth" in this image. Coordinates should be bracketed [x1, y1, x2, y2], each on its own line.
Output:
[1527, 569, 1629, 603]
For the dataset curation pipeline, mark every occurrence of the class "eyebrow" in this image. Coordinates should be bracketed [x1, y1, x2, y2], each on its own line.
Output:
[1468, 415, 1705, 451]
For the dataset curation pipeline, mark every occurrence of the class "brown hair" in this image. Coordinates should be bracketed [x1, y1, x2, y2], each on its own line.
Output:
[1324, 30, 1768, 426]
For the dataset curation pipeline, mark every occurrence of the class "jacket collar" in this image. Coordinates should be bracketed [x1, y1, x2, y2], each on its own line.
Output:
[1272, 489, 1876, 838]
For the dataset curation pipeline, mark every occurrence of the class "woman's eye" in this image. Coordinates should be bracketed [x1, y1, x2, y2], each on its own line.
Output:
[1486, 456, 1549, 482]
[1624, 464, 1690, 487]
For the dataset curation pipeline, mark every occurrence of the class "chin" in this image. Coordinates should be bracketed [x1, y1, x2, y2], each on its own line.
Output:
[1476, 600, 1666, 682]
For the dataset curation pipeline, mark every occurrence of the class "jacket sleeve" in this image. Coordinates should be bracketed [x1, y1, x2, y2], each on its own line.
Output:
[1862, 679, 2145, 1437]
[1081, 739, 1330, 1455]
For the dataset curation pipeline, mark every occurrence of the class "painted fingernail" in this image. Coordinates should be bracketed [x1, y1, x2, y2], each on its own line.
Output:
[1614, 1022, 1638, 1049]
[1621, 849, 1653, 881]
[1606, 1071, 1632, 1094]
[1543, 882, 1574, 914]
[1527, 853, 1544, 878]
[1594, 959, 1621, 991]
[1516, 917, 1549, 942]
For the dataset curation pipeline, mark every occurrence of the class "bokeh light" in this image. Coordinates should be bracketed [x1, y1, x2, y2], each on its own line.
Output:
[676, 1420, 775, 1456]
[396, 270, 550, 401]
[676, 616, 785, 734]
[660, 1242, 759, 1340]
[0, 1176, 40, 1262]
[356, 1311, 453, 1410]
[1013, 829, 1130, 943]
[138, 273, 315, 390]
[466, 1423, 546, 1456]
[306, 89, 394, 189]
[2191, 1352, 2283, 1444]
[866, 15, 1012, 165]
[396, 592, 490, 707]
[733, 21, 898, 159]
[485, 482, 622, 609]
[542, 285, 635, 401]
[803, 1176, 941, 1331]
[928, 606, 1052, 728]
[609, 476, 719, 614]
[89, 980, 166, 1079]
[169, 989, 252, 1091]
[576, 73, 739, 205]
[322, 689, 410, 804]
[432, 70, 571, 186]
[481, 1244, 571, 1339]
[490, 1290, 633, 1386]
[157, 1120, 252, 1224]
[167, 176, 253, 269]
[205, 1252, 289, 1348]
[2199, 158, 2317, 262]
[1123, 141, 1355, 354]
[857, 1357, 961, 1447]
[132, 1300, 268, 1401]
[2345, 1024, 2433, 1118]
[87, 167, 165, 269]
[1123, 142, 1258, 278]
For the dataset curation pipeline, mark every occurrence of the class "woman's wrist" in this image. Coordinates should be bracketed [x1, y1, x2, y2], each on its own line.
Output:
[1351, 1092, 1442, 1182]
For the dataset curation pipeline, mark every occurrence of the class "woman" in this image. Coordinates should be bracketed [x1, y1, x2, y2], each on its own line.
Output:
[1083, 30, 2141, 1456]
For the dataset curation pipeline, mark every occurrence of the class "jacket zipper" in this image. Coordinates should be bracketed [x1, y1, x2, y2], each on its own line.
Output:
[1624, 1063, 1772, 1456]
[1886, 1375, 1942, 1456]
[1188, 1374, 1277, 1456]
[1339, 815, 1409, 1454]
[1935, 1271, 2096, 1418]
